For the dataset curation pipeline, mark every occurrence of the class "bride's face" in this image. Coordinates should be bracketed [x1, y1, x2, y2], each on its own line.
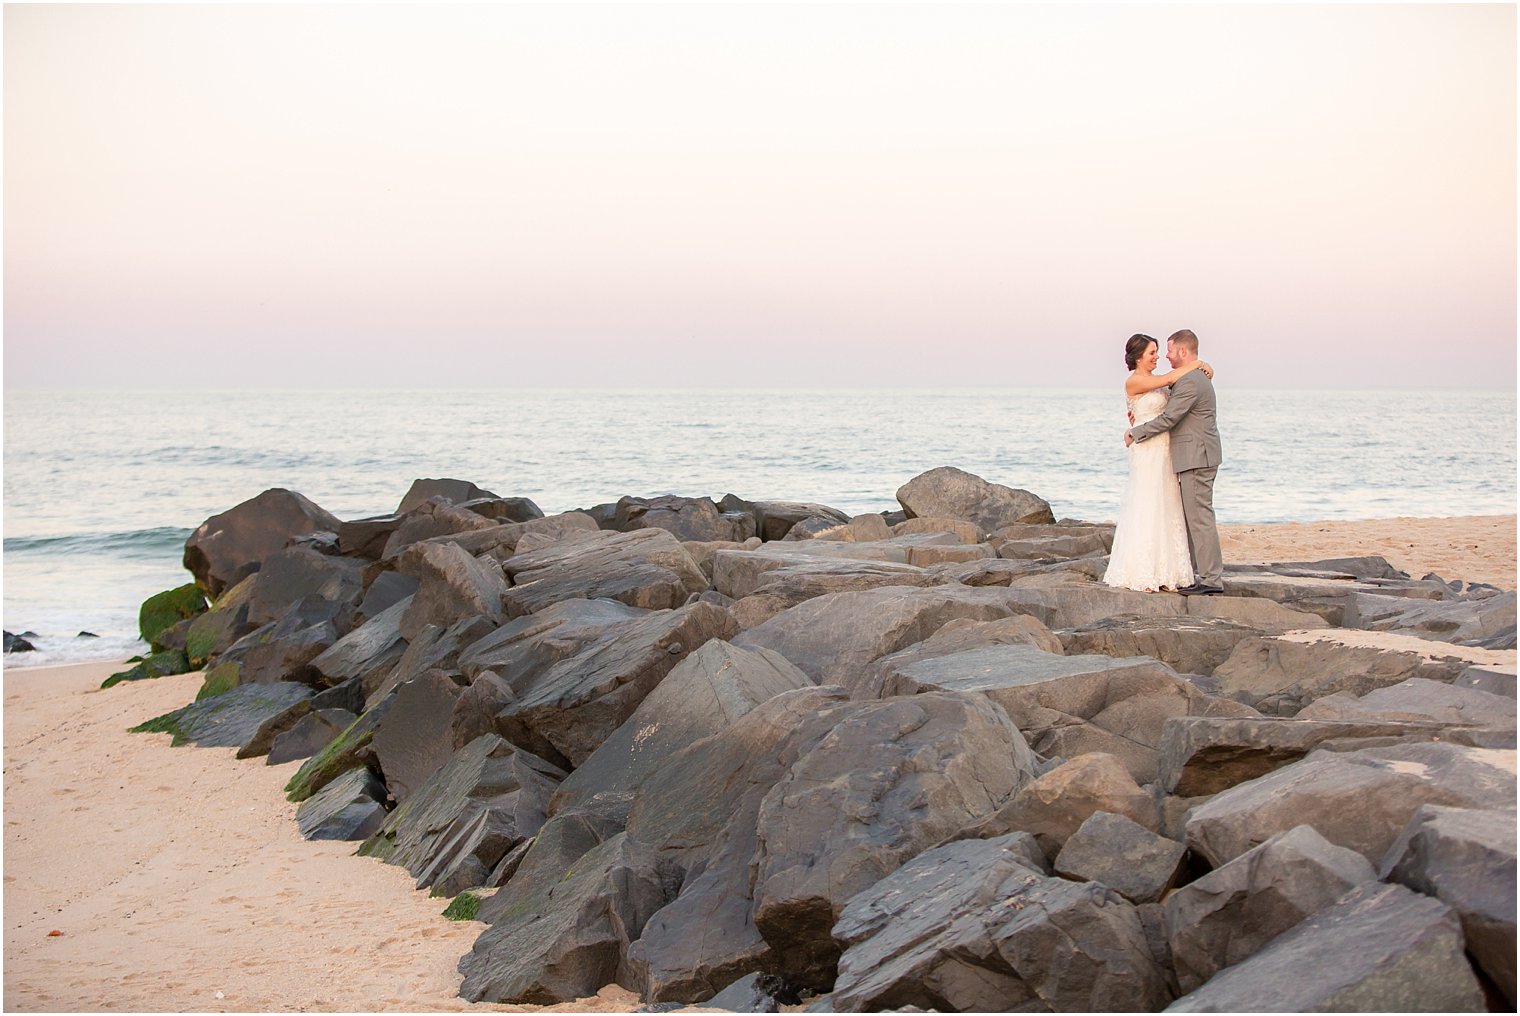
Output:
[1139, 342, 1160, 373]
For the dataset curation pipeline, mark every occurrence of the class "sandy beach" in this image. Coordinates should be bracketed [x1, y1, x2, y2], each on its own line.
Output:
[3, 515, 1514, 1012]
[2, 663, 641, 1013]
[1220, 514, 1516, 590]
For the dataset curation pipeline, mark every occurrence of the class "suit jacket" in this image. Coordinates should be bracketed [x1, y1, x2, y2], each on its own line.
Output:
[1128, 370, 1222, 473]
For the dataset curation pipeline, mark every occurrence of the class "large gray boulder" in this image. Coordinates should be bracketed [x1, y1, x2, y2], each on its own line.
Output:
[732, 585, 1021, 694]
[954, 751, 1157, 857]
[1053, 811, 1187, 905]
[309, 595, 412, 691]
[395, 541, 509, 641]
[1185, 741, 1517, 867]
[267, 707, 356, 765]
[879, 643, 1254, 783]
[359, 734, 563, 895]
[624, 687, 850, 1003]
[397, 477, 499, 514]
[1164, 824, 1375, 992]
[750, 691, 1039, 988]
[831, 835, 1169, 1013]
[1212, 628, 1516, 716]
[503, 529, 709, 617]
[457, 832, 680, 1004]
[495, 601, 738, 769]
[611, 494, 751, 543]
[896, 466, 1054, 529]
[625, 687, 1036, 1000]
[295, 766, 390, 841]
[380, 497, 499, 559]
[1164, 883, 1485, 1012]
[717, 496, 851, 542]
[368, 670, 463, 805]
[456, 597, 648, 683]
[549, 640, 813, 819]
[204, 611, 340, 693]
[1381, 804, 1517, 1003]
[183, 487, 343, 599]
[245, 546, 364, 631]
[363, 614, 497, 709]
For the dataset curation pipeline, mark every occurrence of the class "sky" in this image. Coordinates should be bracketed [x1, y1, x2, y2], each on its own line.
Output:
[3, 2, 1516, 389]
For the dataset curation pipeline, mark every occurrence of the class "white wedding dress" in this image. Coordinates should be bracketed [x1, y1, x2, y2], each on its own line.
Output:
[1103, 388, 1197, 591]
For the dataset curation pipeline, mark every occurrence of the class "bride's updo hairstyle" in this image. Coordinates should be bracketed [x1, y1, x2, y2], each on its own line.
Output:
[1125, 334, 1157, 370]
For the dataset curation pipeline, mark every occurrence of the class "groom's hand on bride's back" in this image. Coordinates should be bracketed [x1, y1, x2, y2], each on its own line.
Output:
[1124, 433, 1135, 447]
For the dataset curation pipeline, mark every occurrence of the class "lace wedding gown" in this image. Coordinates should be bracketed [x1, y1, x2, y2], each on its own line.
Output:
[1103, 388, 1196, 591]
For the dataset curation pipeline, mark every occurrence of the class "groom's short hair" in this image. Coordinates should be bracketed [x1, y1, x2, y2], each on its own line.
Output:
[1168, 329, 1198, 354]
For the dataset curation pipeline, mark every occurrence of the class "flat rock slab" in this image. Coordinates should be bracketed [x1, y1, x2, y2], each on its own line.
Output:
[1164, 824, 1375, 993]
[725, 560, 940, 629]
[1054, 811, 1186, 904]
[711, 545, 922, 599]
[1186, 741, 1517, 867]
[134, 681, 314, 752]
[359, 733, 563, 894]
[1154, 714, 1458, 797]
[1164, 882, 1485, 1012]
[860, 614, 1062, 699]
[1299, 676, 1517, 731]
[1058, 614, 1271, 678]
[503, 529, 708, 617]
[295, 766, 390, 841]
[831, 834, 1167, 1013]
[550, 640, 813, 817]
[1213, 628, 1517, 716]
[885, 643, 1253, 783]
[731, 585, 1021, 694]
[1381, 803, 1517, 1004]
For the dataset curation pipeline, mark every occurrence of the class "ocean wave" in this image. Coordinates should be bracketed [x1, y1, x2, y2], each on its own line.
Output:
[4, 526, 192, 559]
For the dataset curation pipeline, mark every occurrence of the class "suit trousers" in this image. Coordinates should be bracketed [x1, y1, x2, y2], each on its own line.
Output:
[1178, 466, 1223, 586]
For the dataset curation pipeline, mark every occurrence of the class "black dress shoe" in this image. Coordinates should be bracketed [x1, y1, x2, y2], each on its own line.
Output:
[1188, 584, 1225, 596]
[1176, 583, 1204, 595]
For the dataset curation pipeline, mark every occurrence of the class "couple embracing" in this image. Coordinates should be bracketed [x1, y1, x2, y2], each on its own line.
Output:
[1103, 329, 1224, 595]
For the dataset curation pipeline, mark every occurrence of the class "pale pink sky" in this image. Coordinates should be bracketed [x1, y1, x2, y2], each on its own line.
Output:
[4, 3, 1515, 388]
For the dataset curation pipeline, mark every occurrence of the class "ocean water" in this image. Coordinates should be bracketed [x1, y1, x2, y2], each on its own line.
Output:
[4, 387, 1515, 668]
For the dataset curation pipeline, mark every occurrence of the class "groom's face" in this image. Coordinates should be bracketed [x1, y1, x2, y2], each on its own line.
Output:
[1166, 340, 1188, 367]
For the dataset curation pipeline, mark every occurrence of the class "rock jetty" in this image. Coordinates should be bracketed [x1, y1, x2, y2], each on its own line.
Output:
[124, 470, 1517, 1011]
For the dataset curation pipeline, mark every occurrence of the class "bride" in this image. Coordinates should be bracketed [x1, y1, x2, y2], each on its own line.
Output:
[1103, 334, 1213, 592]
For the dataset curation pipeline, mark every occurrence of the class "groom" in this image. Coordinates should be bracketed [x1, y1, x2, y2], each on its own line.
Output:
[1125, 329, 1224, 594]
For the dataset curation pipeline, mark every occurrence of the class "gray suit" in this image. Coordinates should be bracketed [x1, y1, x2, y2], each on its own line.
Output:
[1127, 370, 1223, 586]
